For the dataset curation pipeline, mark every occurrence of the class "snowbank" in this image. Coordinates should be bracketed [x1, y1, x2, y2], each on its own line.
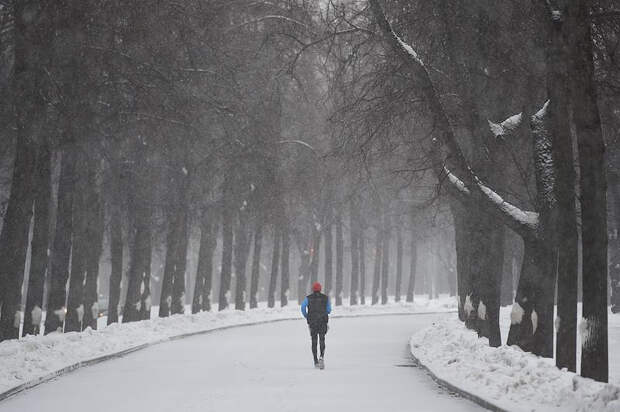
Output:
[0, 296, 455, 399]
[410, 316, 620, 412]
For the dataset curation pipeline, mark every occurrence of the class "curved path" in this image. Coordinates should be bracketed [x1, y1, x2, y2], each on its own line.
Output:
[0, 314, 483, 412]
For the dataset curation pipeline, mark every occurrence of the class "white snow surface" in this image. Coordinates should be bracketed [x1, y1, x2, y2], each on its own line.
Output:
[411, 309, 620, 412]
[0, 297, 456, 397]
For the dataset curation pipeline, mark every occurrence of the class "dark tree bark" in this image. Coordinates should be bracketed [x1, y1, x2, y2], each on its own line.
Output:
[267, 226, 281, 308]
[171, 202, 189, 315]
[159, 217, 177, 317]
[280, 214, 290, 307]
[218, 172, 235, 311]
[192, 209, 217, 313]
[359, 228, 366, 305]
[381, 213, 390, 305]
[324, 207, 333, 298]
[395, 220, 403, 302]
[372, 227, 382, 305]
[349, 201, 359, 305]
[249, 219, 264, 309]
[234, 207, 251, 310]
[406, 229, 417, 303]
[568, 0, 608, 383]
[335, 212, 344, 305]
[23, 144, 52, 336]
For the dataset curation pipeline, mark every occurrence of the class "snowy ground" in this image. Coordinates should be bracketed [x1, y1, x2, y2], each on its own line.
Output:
[0, 296, 456, 404]
[410, 305, 620, 412]
[0, 311, 485, 412]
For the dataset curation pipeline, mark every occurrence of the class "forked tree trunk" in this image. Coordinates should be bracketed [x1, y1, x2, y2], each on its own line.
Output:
[23, 144, 52, 336]
[335, 212, 344, 305]
[249, 219, 263, 309]
[267, 226, 280, 308]
[45, 147, 75, 334]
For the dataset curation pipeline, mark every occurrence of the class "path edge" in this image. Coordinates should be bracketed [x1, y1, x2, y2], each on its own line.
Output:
[408, 342, 510, 412]
[0, 310, 454, 403]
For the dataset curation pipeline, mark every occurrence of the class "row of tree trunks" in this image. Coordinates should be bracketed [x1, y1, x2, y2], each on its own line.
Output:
[372, 226, 382, 305]
[359, 228, 366, 304]
[218, 170, 235, 311]
[335, 213, 344, 305]
[280, 216, 290, 306]
[267, 226, 281, 308]
[380, 212, 390, 305]
[107, 164, 124, 325]
[324, 207, 334, 298]
[395, 220, 403, 302]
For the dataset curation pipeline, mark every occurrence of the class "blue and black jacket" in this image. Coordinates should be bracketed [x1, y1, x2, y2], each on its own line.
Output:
[301, 291, 332, 327]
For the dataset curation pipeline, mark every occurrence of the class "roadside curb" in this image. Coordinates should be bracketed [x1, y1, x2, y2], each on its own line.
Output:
[0, 310, 454, 403]
[409, 343, 509, 412]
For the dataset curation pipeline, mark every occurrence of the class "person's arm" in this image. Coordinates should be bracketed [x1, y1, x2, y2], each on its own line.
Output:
[326, 297, 332, 315]
[301, 297, 309, 318]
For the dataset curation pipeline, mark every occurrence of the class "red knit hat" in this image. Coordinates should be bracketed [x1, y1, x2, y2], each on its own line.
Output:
[312, 282, 322, 292]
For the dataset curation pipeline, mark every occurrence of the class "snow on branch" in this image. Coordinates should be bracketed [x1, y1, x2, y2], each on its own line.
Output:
[442, 167, 470, 195]
[475, 180, 539, 229]
[488, 113, 523, 138]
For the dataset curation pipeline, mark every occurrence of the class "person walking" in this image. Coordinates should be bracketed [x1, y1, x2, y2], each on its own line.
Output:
[301, 282, 332, 369]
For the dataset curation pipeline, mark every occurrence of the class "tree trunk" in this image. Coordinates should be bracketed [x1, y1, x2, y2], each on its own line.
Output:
[372, 227, 382, 305]
[280, 214, 290, 307]
[123, 145, 151, 324]
[107, 166, 123, 325]
[569, 0, 608, 382]
[395, 221, 403, 302]
[406, 230, 417, 303]
[171, 202, 189, 315]
[218, 172, 235, 311]
[192, 209, 216, 313]
[44, 147, 75, 334]
[335, 212, 344, 305]
[359, 228, 366, 305]
[159, 218, 176, 317]
[545, 8, 579, 372]
[309, 223, 321, 285]
[349, 202, 359, 306]
[81, 167, 104, 331]
[324, 208, 333, 299]
[65, 152, 89, 333]
[249, 219, 263, 309]
[234, 207, 250, 310]
[23, 144, 52, 336]
[381, 213, 390, 305]
[267, 226, 280, 308]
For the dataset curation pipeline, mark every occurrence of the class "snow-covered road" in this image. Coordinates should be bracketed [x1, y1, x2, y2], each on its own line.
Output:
[0, 314, 483, 412]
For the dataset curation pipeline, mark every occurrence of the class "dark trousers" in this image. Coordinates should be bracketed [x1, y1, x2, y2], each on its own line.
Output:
[309, 324, 327, 362]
